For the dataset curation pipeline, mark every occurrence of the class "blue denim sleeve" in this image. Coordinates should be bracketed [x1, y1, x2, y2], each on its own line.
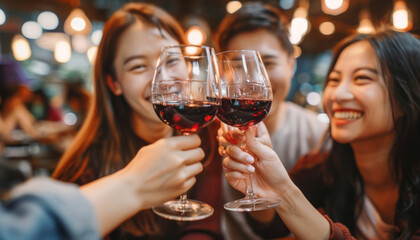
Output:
[0, 177, 101, 240]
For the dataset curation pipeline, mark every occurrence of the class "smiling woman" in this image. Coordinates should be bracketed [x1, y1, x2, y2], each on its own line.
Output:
[219, 29, 420, 240]
[324, 40, 394, 144]
[52, 2, 223, 240]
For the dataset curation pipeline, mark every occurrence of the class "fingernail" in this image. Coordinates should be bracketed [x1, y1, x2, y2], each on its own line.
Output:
[247, 165, 255, 173]
[245, 156, 254, 164]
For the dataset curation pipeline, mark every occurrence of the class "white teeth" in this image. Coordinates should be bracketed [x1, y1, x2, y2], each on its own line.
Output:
[334, 111, 362, 120]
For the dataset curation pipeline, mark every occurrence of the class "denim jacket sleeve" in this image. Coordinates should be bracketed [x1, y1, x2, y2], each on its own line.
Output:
[0, 177, 100, 240]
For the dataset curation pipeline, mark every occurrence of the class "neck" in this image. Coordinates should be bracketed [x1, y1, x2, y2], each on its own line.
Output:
[131, 114, 172, 143]
[351, 132, 397, 189]
[264, 101, 287, 134]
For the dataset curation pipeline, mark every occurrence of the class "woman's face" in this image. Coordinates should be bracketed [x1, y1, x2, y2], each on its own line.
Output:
[323, 41, 395, 144]
[112, 22, 179, 124]
[226, 29, 294, 112]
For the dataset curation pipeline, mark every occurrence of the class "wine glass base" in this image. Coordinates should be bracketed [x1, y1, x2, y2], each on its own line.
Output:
[224, 197, 281, 212]
[152, 199, 214, 221]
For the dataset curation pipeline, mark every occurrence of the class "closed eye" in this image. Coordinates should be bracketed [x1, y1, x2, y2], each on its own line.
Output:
[130, 65, 147, 72]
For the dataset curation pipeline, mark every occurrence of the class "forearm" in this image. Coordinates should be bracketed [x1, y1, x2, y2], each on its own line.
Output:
[80, 170, 143, 236]
[249, 209, 275, 223]
[274, 185, 330, 240]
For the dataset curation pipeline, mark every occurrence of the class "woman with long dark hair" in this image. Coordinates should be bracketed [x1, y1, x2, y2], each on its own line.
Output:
[220, 29, 420, 239]
[52, 3, 222, 239]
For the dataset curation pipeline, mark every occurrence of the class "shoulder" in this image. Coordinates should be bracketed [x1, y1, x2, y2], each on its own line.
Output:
[285, 102, 325, 125]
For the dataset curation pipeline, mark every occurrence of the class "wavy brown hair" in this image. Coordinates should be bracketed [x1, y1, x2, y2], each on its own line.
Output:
[52, 2, 199, 236]
[323, 30, 420, 239]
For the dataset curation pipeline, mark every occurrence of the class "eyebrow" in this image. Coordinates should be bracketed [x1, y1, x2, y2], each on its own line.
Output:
[261, 54, 278, 60]
[330, 67, 378, 75]
[123, 55, 147, 65]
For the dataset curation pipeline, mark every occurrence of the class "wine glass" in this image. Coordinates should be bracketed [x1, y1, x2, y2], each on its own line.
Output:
[151, 45, 220, 221]
[216, 50, 280, 211]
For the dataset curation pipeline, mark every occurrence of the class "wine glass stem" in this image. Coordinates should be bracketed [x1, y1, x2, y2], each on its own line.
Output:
[246, 173, 256, 198]
[180, 132, 191, 205]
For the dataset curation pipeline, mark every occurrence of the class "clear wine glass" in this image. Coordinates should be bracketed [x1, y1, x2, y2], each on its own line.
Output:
[151, 45, 220, 221]
[216, 49, 281, 211]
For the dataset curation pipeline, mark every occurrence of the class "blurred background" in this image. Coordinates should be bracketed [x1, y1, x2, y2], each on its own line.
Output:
[0, 0, 419, 176]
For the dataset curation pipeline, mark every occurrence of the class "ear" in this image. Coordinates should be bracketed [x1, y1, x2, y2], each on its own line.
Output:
[288, 54, 295, 70]
[106, 75, 123, 95]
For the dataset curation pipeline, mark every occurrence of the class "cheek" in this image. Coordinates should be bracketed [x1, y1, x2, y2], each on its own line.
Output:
[268, 69, 291, 94]
[322, 90, 333, 115]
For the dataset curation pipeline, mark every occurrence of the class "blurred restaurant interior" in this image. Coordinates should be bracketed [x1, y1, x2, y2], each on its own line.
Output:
[0, 0, 419, 177]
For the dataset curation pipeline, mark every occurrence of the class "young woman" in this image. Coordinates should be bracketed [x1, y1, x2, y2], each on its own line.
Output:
[220, 29, 420, 239]
[53, 3, 222, 239]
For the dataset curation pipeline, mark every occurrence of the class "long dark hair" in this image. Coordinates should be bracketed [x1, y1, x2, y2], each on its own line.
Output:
[323, 30, 420, 238]
[52, 2, 188, 235]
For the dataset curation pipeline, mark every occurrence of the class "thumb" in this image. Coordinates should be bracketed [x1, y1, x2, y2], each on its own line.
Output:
[245, 127, 276, 161]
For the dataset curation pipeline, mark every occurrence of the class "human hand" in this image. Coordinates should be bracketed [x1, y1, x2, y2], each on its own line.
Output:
[222, 123, 292, 199]
[122, 134, 205, 209]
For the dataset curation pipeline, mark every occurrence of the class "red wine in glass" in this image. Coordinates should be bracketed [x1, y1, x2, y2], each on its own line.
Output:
[153, 102, 218, 134]
[217, 98, 272, 130]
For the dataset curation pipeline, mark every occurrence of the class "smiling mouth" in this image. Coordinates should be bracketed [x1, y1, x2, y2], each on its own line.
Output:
[333, 111, 363, 120]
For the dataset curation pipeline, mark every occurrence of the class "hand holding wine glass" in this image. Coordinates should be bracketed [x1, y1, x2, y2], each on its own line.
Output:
[151, 45, 220, 221]
[216, 49, 281, 211]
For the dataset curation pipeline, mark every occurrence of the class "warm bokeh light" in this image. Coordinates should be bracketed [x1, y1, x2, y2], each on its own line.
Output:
[64, 8, 92, 35]
[0, 8, 6, 25]
[87, 46, 98, 64]
[357, 9, 374, 34]
[71, 17, 86, 31]
[22, 21, 43, 39]
[392, 0, 412, 31]
[325, 0, 343, 10]
[37, 11, 59, 30]
[12, 35, 31, 61]
[186, 26, 206, 45]
[321, 0, 349, 15]
[289, 5, 309, 45]
[54, 40, 71, 63]
[226, 1, 242, 14]
[319, 21, 335, 35]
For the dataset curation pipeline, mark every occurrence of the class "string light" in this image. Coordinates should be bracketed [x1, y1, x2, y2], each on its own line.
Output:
[289, 1, 309, 45]
[226, 1, 242, 14]
[186, 26, 206, 45]
[319, 21, 335, 35]
[321, 0, 349, 16]
[12, 35, 31, 61]
[392, 0, 412, 31]
[54, 40, 71, 63]
[357, 9, 375, 34]
[64, 8, 92, 35]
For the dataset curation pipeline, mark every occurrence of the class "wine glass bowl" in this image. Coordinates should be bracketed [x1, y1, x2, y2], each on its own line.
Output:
[216, 50, 280, 211]
[151, 45, 220, 220]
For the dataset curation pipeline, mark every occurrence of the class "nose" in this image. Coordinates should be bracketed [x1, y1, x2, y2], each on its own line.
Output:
[332, 79, 354, 102]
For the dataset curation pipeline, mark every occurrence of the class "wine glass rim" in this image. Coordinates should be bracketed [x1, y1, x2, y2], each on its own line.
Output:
[161, 44, 214, 51]
[215, 49, 260, 62]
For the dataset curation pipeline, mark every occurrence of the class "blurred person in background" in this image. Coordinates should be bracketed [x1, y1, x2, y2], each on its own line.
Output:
[214, 2, 328, 239]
